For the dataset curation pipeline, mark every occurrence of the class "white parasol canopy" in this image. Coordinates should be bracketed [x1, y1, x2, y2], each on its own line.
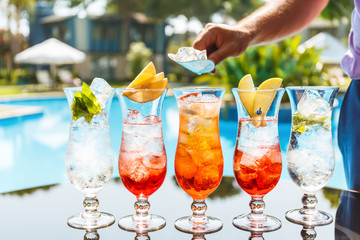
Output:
[14, 38, 85, 65]
[298, 32, 347, 65]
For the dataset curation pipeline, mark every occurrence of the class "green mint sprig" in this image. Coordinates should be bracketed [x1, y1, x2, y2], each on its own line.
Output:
[292, 112, 331, 134]
[71, 82, 101, 123]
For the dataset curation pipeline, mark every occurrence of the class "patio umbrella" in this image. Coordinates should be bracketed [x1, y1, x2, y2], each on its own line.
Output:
[298, 32, 347, 65]
[14, 38, 86, 86]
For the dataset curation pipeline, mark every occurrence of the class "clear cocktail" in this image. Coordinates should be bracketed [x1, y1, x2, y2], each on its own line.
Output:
[285, 86, 339, 226]
[64, 79, 115, 230]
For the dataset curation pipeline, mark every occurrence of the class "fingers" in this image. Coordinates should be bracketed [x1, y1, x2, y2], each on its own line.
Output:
[193, 23, 222, 50]
[193, 27, 216, 52]
[207, 45, 233, 66]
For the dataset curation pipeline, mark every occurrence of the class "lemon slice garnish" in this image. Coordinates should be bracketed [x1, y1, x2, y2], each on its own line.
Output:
[252, 78, 283, 120]
[237, 75, 282, 127]
[238, 74, 255, 117]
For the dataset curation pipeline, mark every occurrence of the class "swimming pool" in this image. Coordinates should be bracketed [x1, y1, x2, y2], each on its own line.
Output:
[0, 95, 347, 193]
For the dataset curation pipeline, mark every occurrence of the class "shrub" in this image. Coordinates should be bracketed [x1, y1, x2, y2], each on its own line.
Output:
[194, 35, 331, 91]
[126, 42, 153, 80]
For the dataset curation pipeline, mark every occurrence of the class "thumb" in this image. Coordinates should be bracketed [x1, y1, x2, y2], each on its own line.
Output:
[207, 45, 232, 66]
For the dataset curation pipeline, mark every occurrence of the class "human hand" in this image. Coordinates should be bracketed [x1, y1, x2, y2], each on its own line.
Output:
[193, 23, 252, 67]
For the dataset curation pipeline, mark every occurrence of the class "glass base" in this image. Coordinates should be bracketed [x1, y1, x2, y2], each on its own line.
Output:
[174, 216, 223, 234]
[67, 212, 115, 230]
[118, 214, 166, 232]
[285, 209, 333, 226]
[232, 214, 282, 232]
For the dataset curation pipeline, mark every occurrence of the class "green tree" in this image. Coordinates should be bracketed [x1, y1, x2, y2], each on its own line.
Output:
[321, 0, 354, 22]
[126, 42, 153, 80]
[194, 35, 330, 92]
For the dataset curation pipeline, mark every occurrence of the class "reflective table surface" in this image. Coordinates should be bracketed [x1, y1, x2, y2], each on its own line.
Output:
[0, 176, 358, 239]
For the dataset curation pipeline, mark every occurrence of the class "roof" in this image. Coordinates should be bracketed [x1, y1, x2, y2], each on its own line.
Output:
[40, 12, 156, 25]
[40, 14, 74, 24]
[298, 32, 348, 64]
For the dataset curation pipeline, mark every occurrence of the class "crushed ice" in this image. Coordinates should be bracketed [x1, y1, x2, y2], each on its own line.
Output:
[297, 89, 331, 117]
[168, 47, 215, 75]
[168, 47, 207, 62]
[126, 109, 160, 124]
[90, 78, 113, 109]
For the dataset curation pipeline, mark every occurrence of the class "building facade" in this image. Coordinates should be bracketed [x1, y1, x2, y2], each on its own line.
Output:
[30, 3, 167, 81]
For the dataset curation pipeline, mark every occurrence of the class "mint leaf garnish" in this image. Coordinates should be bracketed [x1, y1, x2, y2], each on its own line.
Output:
[292, 112, 331, 134]
[71, 82, 101, 123]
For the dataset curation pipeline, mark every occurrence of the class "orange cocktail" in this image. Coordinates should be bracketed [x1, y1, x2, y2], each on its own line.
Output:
[175, 94, 223, 200]
[173, 88, 225, 234]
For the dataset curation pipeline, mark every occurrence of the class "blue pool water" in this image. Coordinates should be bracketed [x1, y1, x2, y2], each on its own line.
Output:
[0, 96, 347, 193]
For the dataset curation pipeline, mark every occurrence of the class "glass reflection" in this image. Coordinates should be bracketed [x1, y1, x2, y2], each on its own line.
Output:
[134, 231, 150, 240]
[335, 190, 360, 239]
[84, 229, 100, 240]
[248, 232, 265, 240]
[1, 184, 58, 197]
[301, 225, 317, 240]
[172, 176, 240, 200]
[191, 233, 206, 240]
[322, 188, 341, 209]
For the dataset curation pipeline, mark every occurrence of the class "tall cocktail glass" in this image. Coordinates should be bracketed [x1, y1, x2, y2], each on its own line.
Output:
[116, 88, 167, 232]
[64, 86, 115, 229]
[285, 86, 339, 226]
[232, 87, 284, 232]
[173, 87, 225, 234]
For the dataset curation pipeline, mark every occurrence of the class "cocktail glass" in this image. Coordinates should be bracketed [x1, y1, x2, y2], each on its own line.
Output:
[285, 86, 339, 226]
[232, 87, 284, 232]
[116, 88, 168, 232]
[173, 87, 225, 234]
[64, 86, 115, 229]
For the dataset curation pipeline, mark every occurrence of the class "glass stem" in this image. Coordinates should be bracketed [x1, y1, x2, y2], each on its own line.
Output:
[300, 194, 318, 216]
[82, 195, 100, 219]
[192, 234, 206, 240]
[134, 197, 151, 221]
[135, 232, 150, 240]
[249, 232, 265, 240]
[191, 200, 207, 224]
[249, 196, 266, 222]
[84, 230, 100, 240]
[301, 225, 317, 240]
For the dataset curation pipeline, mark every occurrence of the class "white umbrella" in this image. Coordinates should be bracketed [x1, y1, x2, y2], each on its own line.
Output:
[298, 32, 347, 64]
[14, 38, 86, 86]
[15, 38, 85, 64]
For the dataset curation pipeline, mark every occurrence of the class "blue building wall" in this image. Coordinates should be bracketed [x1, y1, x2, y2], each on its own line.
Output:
[29, 2, 53, 46]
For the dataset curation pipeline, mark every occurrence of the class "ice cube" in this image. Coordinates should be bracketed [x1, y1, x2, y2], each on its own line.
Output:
[126, 109, 144, 123]
[180, 92, 202, 102]
[142, 155, 166, 170]
[297, 89, 331, 117]
[168, 47, 207, 62]
[90, 78, 113, 109]
[201, 94, 219, 103]
[127, 160, 149, 182]
[143, 115, 160, 124]
[180, 93, 219, 103]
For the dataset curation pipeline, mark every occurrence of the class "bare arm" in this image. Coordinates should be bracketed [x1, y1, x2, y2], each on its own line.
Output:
[193, 0, 329, 65]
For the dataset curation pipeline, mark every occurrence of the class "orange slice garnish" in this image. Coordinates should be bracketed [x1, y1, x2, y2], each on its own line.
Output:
[123, 62, 167, 103]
